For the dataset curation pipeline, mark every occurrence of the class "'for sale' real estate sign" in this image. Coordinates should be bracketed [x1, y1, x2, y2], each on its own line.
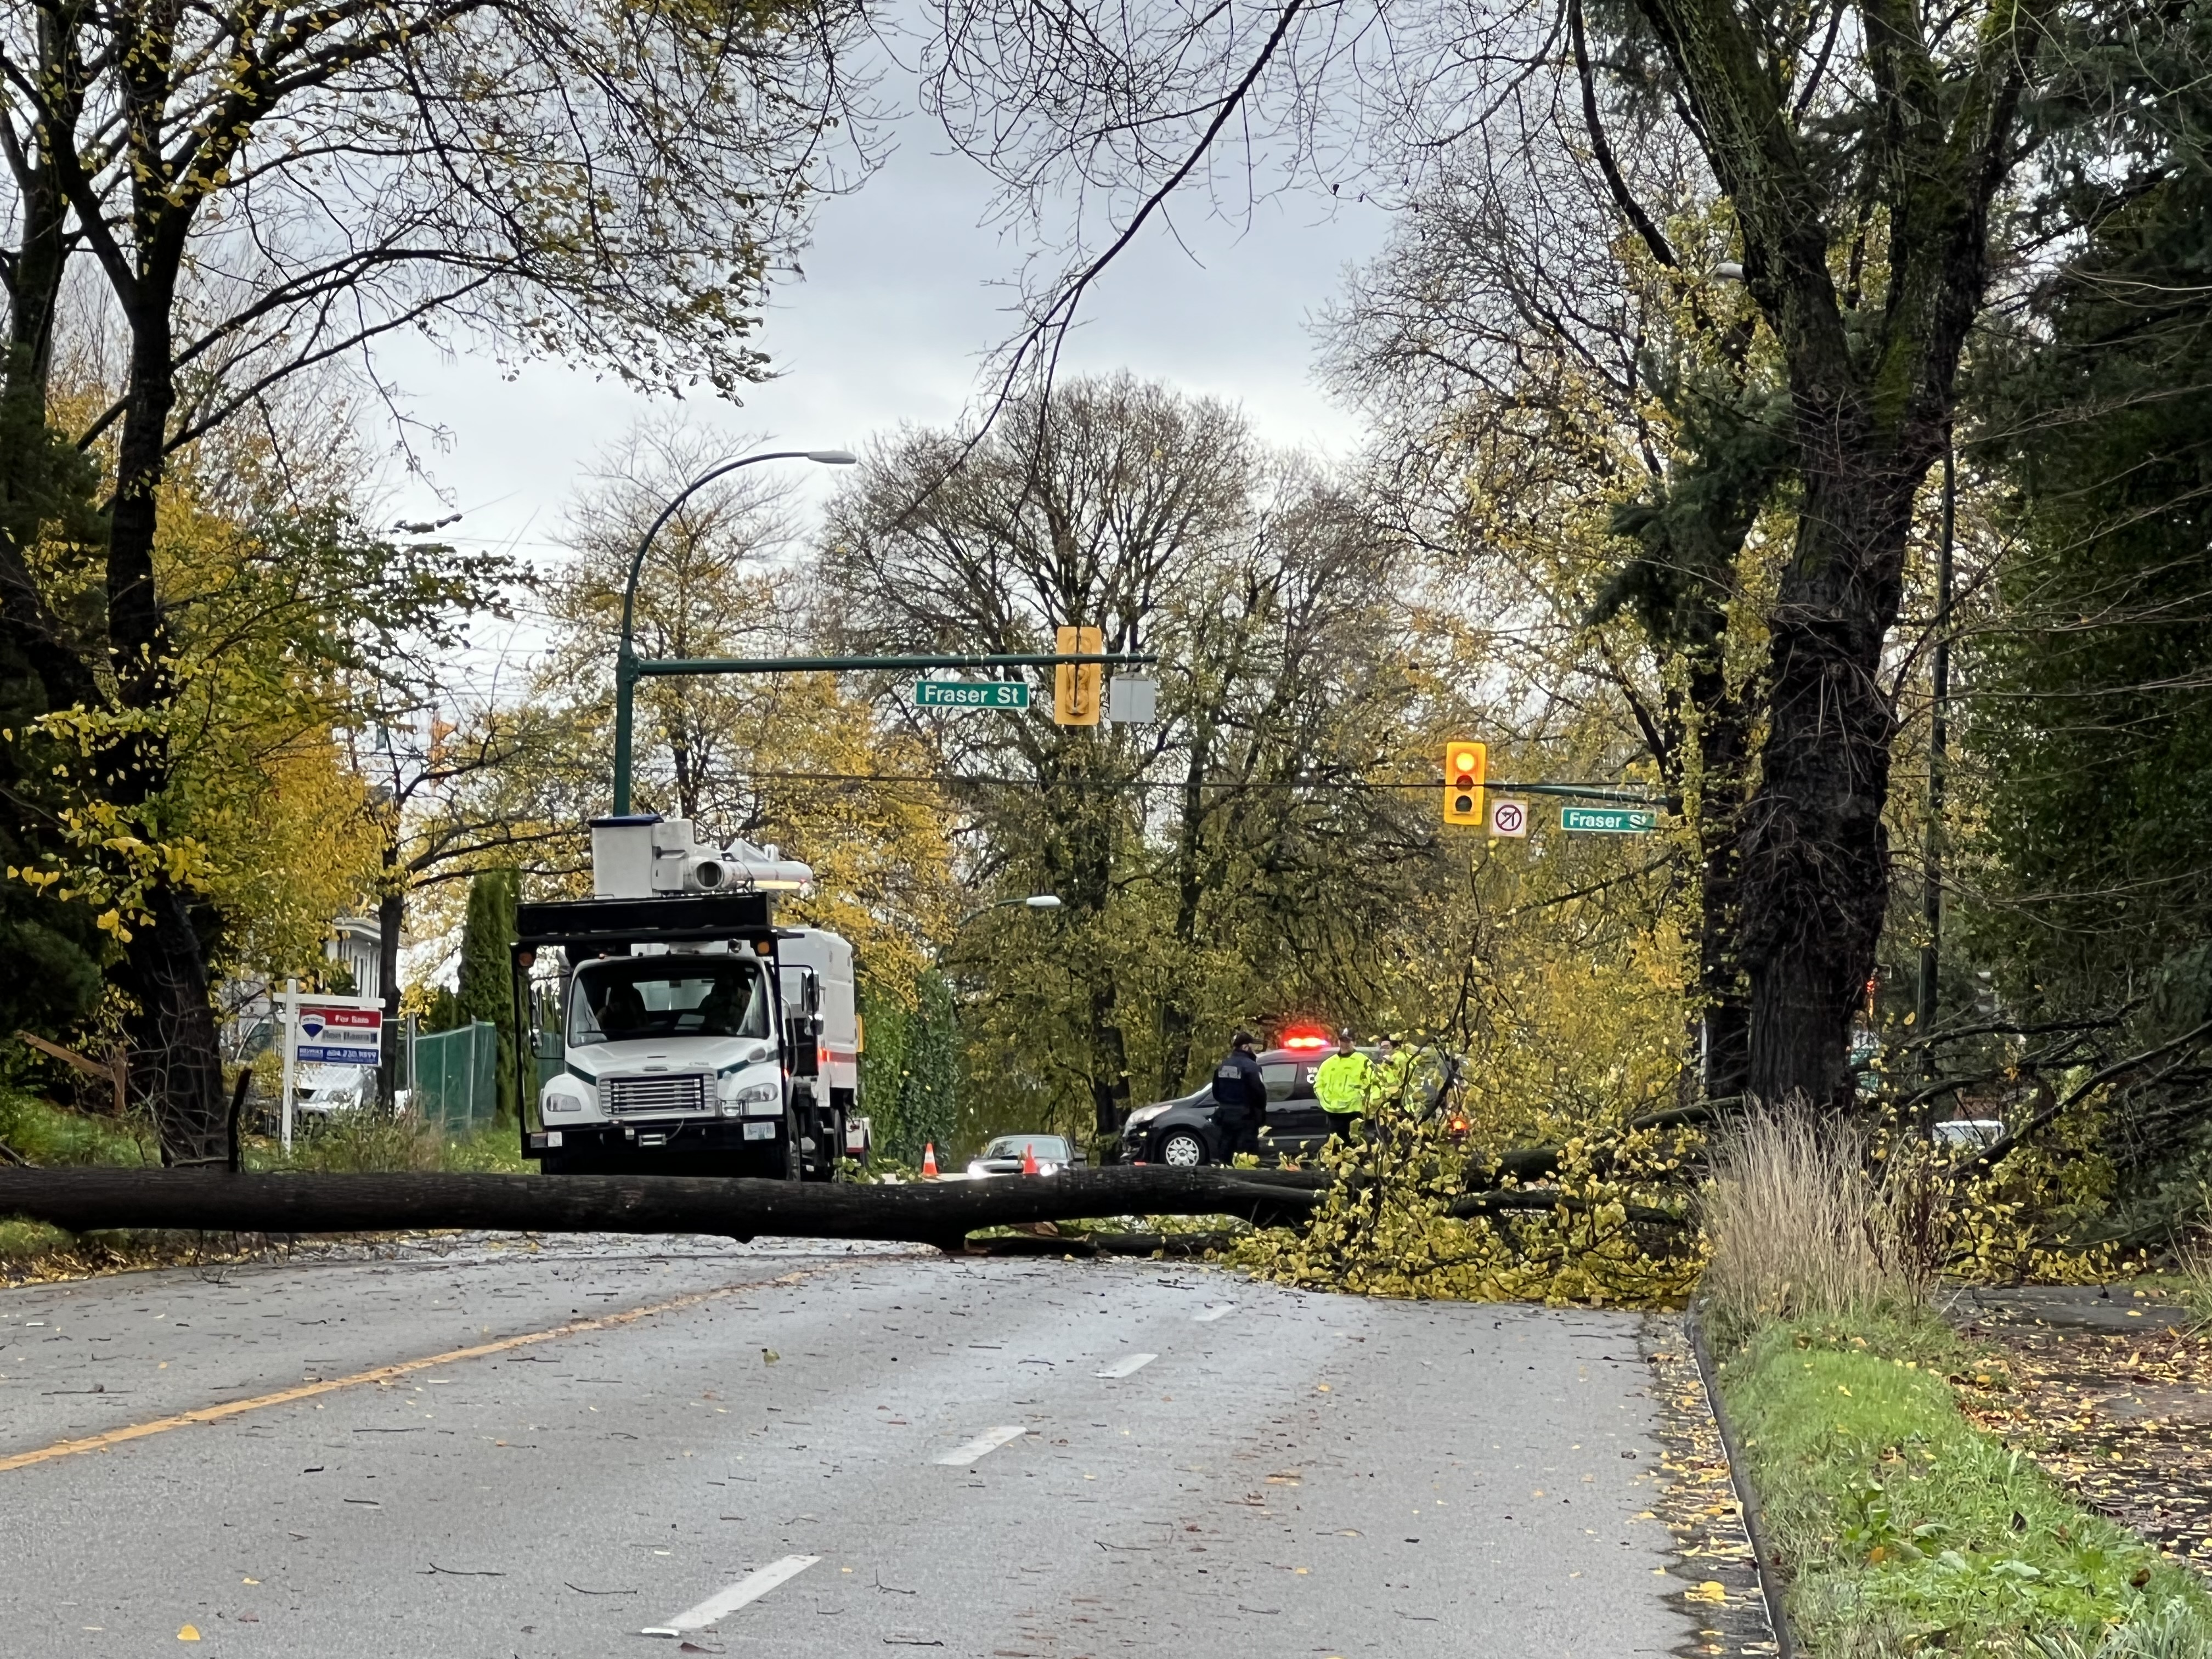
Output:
[296, 1005, 382, 1065]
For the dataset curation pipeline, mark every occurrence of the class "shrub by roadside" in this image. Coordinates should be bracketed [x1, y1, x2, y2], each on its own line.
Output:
[244, 1107, 529, 1175]
[1721, 1307, 2212, 1656]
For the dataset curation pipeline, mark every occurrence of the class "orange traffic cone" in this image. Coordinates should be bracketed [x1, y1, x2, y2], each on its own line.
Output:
[1021, 1142, 1040, 1175]
[921, 1143, 939, 1178]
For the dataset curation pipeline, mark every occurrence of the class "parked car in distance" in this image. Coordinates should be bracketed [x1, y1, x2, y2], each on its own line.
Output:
[1932, 1118, 2004, 1148]
[294, 1064, 372, 1116]
[1116, 1040, 1462, 1166]
[1115, 1046, 1342, 1167]
[968, 1133, 1082, 1176]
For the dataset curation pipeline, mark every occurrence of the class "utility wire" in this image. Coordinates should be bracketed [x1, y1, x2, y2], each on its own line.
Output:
[723, 771, 1662, 802]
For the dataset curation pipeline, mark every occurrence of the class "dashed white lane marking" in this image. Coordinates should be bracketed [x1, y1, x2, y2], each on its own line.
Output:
[641, 1555, 821, 1636]
[933, 1425, 1029, 1465]
[1096, 1352, 1159, 1379]
[1194, 1305, 1235, 1322]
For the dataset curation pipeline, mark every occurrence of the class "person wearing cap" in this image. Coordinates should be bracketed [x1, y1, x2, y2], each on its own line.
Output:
[1210, 1030, 1266, 1160]
[1313, 1028, 1371, 1144]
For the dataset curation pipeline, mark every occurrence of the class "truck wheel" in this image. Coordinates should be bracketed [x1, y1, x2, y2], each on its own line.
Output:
[1158, 1131, 1207, 1167]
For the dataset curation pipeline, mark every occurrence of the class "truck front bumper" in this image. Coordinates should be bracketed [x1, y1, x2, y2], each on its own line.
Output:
[527, 1118, 782, 1156]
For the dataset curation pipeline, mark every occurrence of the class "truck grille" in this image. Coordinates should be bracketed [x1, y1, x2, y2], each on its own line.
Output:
[601, 1074, 711, 1116]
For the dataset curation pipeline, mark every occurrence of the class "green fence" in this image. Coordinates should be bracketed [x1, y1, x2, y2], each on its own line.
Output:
[411, 1020, 499, 1132]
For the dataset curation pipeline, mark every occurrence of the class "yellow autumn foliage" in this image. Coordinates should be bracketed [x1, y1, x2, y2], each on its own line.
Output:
[9, 396, 392, 977]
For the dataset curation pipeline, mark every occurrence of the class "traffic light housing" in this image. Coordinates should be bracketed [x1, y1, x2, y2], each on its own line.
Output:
[1443, 740, 1486, 825]
[1054, 624, 1103, 726]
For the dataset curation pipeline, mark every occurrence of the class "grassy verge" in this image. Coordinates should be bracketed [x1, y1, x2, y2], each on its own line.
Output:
[0, 1086, 160, 1167]
[1719, 1305, 2212, 1657]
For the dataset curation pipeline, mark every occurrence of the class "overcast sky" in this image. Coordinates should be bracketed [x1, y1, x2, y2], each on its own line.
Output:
[377, 106, 1394, 633]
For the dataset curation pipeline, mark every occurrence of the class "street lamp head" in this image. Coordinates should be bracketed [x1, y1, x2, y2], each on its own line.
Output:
[1024, 894, 1062, 910]
[805, 449, 859, 465]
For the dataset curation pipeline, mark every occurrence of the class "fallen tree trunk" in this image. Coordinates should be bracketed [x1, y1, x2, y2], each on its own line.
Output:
[0, 1167, 1317, 1251]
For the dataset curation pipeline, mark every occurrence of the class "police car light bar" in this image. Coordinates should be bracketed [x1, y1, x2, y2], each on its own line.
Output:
[1278, 1025, 1331, 1050]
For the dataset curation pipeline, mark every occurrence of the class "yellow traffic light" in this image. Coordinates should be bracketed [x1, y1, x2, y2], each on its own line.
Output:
[1054, 624, 1103, 726]
[1443, 740, 1486, 825]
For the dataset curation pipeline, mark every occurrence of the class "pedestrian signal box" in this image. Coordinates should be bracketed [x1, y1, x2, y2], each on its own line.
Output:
[1443, 740, 1487, 825]
[1053, 625, 1103, 726]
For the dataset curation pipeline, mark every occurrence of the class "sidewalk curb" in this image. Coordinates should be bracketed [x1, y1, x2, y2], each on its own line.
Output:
[1686, 1300, 1798, 1659]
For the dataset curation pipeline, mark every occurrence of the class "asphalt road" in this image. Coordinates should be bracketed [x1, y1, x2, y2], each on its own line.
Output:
[1, 1236, 1697, 1657]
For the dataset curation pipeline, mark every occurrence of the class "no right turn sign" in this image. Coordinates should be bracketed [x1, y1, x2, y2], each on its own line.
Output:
[1489, 797, 1530, 838]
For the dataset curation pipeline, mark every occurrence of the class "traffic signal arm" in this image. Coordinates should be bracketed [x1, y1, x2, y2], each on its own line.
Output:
[1443, 740, 1487, 825]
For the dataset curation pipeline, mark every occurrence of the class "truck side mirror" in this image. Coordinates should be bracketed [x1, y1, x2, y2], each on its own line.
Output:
[790, 1014, 821, 1077]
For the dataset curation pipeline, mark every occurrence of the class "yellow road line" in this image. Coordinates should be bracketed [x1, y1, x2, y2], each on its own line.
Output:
[1, 1267, 824, 1475]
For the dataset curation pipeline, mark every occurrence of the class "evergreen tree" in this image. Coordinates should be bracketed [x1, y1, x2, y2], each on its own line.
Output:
[1970, 47, 2212, 1018]
[900, 970, 961, 1163]
[0, 394, 109, 1043]
[456, 870, 520, 1121]
[857, 969, 961, 1164]
[855, 982, 911, 1159]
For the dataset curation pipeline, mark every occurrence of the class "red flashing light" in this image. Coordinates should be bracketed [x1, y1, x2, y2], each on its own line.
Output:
[1279, 1025, 1330, 1051]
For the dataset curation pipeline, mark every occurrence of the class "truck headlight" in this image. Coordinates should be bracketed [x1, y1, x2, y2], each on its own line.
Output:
[723, 1080, 781, 1119]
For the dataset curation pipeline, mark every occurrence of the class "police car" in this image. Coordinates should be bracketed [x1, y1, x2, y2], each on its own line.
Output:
[1116, 1028, 1345, 1167]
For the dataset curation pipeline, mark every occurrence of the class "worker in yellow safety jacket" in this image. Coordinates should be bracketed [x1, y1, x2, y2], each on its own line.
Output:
[1364, 1035, 1418, 1115]
[1313, 1029, 1371, 1142]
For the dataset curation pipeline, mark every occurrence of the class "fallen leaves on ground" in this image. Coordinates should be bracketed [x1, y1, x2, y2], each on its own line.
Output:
[1965, 1319, 2212, 1567]
[1643, 1321, 1782, 1657]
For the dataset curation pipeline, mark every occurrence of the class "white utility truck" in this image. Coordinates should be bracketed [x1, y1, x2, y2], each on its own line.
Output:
[511, 814, 866, 1179]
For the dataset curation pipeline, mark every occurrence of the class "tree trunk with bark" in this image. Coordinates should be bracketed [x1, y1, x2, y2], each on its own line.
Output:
[1735, 449, 1920, 1105]
[0, 1165, 1319, 1250]
[0, 16, 98, 712]
[105, 273, 229, 1164]
[1625, 0, 2030, 1105]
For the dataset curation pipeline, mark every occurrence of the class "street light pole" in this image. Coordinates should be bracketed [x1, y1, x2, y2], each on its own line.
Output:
[612, 448, 857, 815]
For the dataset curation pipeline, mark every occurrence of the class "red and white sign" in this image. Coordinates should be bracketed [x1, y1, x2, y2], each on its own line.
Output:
[296, 1005, 383, 1065]
[1489, 798, 1530, 838]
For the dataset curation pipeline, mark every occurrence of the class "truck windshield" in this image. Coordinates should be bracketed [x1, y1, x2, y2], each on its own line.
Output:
[568, 958, 770, 1045]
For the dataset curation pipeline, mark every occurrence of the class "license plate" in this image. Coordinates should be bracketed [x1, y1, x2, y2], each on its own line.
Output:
[743, 1120, 777, 1141]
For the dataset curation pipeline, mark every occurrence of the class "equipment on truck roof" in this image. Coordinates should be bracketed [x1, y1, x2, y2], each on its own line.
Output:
[507, 813, 861, 1182]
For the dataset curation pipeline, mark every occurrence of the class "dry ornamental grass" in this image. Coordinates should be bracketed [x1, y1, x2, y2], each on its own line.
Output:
[1702, 1108, 1908, 1328]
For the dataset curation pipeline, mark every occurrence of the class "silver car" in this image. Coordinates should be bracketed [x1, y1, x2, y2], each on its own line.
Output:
[966, 1134, 1080, 1177]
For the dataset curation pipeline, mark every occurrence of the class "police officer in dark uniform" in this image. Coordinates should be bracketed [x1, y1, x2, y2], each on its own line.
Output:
[1211, 1031, 1266, 1160]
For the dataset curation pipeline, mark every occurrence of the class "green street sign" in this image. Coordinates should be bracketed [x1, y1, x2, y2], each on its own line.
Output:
[1561, 805, 1657, 835]
[914, 680, 1030, 710]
